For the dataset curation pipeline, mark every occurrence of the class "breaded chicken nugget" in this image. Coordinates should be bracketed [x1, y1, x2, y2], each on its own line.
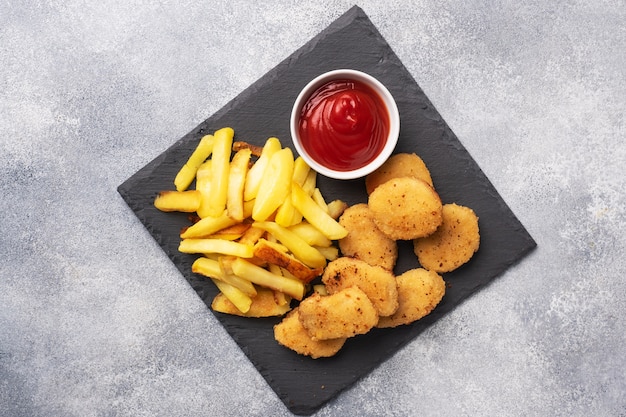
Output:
[368, 177, 443, 240]
[377, 268, 445, 328]
[365, 152, 434, 194]
[274, 308, 346, 358]
[338, 203, 398, 270]
[298, 287, 378, 340]
[413, 203, 480, 273]
[322, 257, 398, 316]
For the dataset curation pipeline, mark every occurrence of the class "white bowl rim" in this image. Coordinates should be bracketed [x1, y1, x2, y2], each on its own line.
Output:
[290, 69, 400, 180]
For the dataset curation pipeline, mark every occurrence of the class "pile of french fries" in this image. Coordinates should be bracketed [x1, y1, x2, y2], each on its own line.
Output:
[154, 127, 348, 317]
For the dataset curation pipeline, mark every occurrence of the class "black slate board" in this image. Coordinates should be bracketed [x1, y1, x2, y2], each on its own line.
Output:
[118, 6, 536, 415]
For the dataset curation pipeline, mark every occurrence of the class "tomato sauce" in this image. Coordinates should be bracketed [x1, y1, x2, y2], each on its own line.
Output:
[297, 79, 390, 172]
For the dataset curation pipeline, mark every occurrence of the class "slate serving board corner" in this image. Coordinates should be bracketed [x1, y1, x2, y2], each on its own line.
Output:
[118, 5, 536, 415]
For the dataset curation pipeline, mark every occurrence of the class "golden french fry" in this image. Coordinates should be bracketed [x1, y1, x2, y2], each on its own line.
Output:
[292, 156, 311, 186]
[252, 221, 327, 269]
[252, 147, 294, 221]
[231, 258, 306, 300]
[174, 134, 214, 191]
[244, 137, 282, 201]
[195, 160, 213, 218]
[227, 148, 252, 221]
[291, 182, 348, 240]
[206, 223, 251, 240]
[154, 190, 202, 212]
[327, 199, 348, 220]
[192, 257, 257, 296]
[312, 188, 329, 213]
[274, 199, 297, 227]
[253, 239, 323, 283]
[238, 225, 266, 246]
[288, 222, 332, 247]
[205, 127, 234, 217]
[315, 245, 339, 261]
[179, 238, 254, 258]
[211, 279, 252, 314]
[180, 211, 237, 239]
[232, 141, 264, 157]
[302, 169, 317, 195]
[211, 287, 291, 317]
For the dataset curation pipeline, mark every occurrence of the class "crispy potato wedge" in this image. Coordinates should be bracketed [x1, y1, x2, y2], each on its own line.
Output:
[154, 190, 202, 212]
[174, 134, 214, 191]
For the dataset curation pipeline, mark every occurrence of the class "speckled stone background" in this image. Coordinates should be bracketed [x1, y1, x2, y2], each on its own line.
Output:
[1, 1, 624, 416]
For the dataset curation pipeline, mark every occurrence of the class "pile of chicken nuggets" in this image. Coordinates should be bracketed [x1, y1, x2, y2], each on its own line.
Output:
[274, 153, 481, 358]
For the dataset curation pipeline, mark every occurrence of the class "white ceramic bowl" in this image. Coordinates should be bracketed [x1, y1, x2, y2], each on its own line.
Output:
[290, 69, 400, 180]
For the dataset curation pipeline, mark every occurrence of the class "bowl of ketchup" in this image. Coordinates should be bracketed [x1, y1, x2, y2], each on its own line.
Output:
[290, 69, 400, 180]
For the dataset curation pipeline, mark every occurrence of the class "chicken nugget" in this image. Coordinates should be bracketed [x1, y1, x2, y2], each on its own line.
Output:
[365, 152, 434, 194]
[413, 203, 480, 273]
[368, 177, 443, 240]
[322, 257, 398, 316]
[377, 268, 445, 328]
[338, 203, 398, 270]
[274, 308, 346, 358]
[298, 287, 378, 340]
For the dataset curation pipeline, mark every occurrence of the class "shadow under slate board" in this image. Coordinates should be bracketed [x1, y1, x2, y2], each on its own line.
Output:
[118, 5, 536, 416]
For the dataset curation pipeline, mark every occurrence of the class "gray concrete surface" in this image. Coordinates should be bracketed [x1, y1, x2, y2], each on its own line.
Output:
[1, 1, 624, 416]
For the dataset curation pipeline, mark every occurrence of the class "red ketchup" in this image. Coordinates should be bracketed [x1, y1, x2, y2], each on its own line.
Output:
[297, 79, 390, 172]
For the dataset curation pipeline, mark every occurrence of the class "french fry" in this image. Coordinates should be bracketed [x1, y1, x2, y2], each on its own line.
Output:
[315, 245, 339, 261]
[253, 239, 323, 283]
[174, 134, 214, 191]
[227, 148, 252, 221]
[252, 221, 327, 269]
[206, 223, 251, 240]
[180, 211, 237, 239]
[327, 199, 348, 220]
[291, 182, 348, 240]
[195, 160, 213, 218]
[232, 141, 264, 157]
[211, 279, 252, 314]
[191, 257, 257, 296]
[274, 156, 311, 227]
[205, 127, 234, 217]
[179, 238, 254, 258]
[244, 137, 281, 201]
[288, 222, 332, 247]
[154, 190, 202, 212]
[238, 224, 266, 246]
[302, 169, 317, 195]
[312, 188, 329, 213]
[231, 258, 306, 300]
[211, 287, 291, 317]
[252, 147, 294, 221]
[292, 156, 311, 186]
